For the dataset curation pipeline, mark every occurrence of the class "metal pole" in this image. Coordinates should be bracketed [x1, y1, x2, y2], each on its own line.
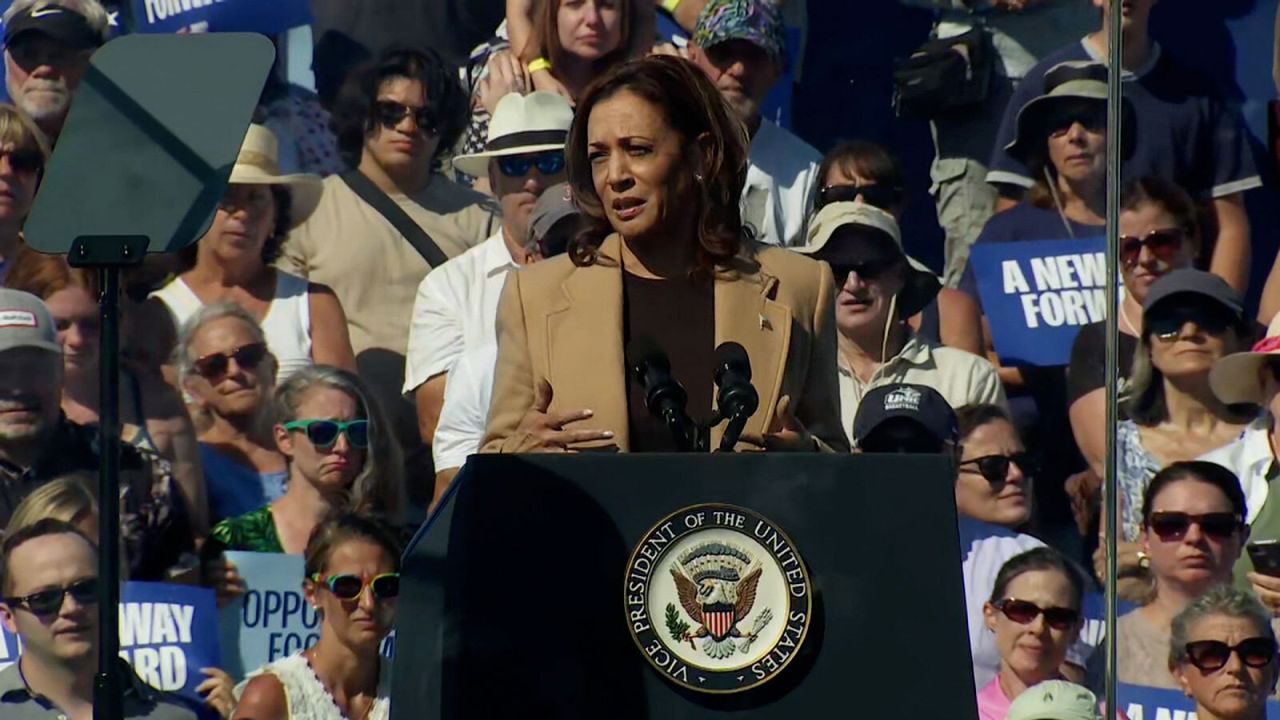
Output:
[1103, 1, 1124, 719]
[93, 266, 123, 720]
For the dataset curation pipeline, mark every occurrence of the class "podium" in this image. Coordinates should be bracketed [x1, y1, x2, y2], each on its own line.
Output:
[392, 453, 978, 719]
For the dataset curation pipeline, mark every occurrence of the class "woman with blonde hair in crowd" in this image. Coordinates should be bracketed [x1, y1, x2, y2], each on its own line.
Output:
[3, 472, 98, 539]
[0, 103, 46, 286]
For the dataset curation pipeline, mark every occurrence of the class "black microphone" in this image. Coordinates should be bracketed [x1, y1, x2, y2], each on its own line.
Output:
[627, 337, 697, 452]
[714, 341, 759, 451]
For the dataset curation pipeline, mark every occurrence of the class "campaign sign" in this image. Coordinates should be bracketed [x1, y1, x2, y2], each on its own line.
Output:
[0, 582, 219, 705]
[969, 237, 1109, 367]
[131, 0, 311, 35]
[1078, 593, 1138, 654]
[219, 552, 393, 680]
[1118, 682, 1280, 719]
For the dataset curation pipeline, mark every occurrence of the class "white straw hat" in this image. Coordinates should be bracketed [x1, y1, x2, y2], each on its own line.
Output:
[453, 91, 574, 178]
[228, 124, 323, 229]
[1210, 313, 1280, 406]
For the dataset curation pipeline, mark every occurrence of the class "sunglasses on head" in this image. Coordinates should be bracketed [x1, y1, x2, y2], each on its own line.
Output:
[1146, 304, 1236, 342]
[1185, 638, 1277, 673]
[373, 100, 439, 135]
[817, 183, 900, 211]
[1119, 228, 1186, 267]
[1048, 106, 1107, 136]
[4, 577, 98, 616]
[311, 572, 400, 601]
[3, 147, 42, 176]
[995, 598, 1080, 630]
[283, 418, 370, 450]
[497, 151, 566, 178]
[1147, 511, 1242, 542]
[828, 256, 900, 283]
[959, 452, 1035, 487]
[192, 342, 268, 380]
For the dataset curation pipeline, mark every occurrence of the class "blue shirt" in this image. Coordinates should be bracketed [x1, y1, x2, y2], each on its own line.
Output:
[198, 443, 287, 525]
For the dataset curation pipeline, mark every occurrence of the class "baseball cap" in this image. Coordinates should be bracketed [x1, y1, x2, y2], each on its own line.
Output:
[4, 3, 103, 51]
[0, 288, 61, 355]
[1005, 680, 1102, 720]
[1141, 268, 1244, 317]
[529, 182, 581, 247]
[853, 384, 957, 451]
[692, 0, 786, 65]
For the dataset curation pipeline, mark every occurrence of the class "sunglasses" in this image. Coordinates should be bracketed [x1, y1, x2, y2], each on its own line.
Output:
[1185, 638, 1277, 673]
[310, 572, 400, 601]
[1147, 511, 1242, 542]
[959, 452, 1035, 487]
[1147, 305, 1236, 342]
[283, 418, 370, 450]
[995, 598, 1081, 631]
[3, 577, 98, 616]
[192, 342, 268, 380]
[829, 256, 900, 283]
[497, 151, 566, 178]
[817, 183, 900, 211]
[1048, 106, 1107, 136]
[2, 147, 42, 176]
[1119, 228, 1186, 267]
[373, 100, 439, 135]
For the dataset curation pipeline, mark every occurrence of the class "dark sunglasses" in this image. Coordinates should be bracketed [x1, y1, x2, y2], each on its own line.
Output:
[3, 148, 42, 176]
[1185, 638, 1277, 673]
[192, 342, 268, 380]
[1146, 304, 1236, 342]
[959, 453, 1035, 487]
[282, 418, 370, 450]
[1119, 228, 1186, 266]
[817, 183, 900, 211]
[497, 151, 566, 178]
[311, 572, 400, 601]
[373, 100, 439, 135]
[995, 598, 1080, 631]
[4, 577, 98, 616]
[1147, 511, 1242, 542]
[829, 256, 901, 283]
[1048, 106, 1107, 136]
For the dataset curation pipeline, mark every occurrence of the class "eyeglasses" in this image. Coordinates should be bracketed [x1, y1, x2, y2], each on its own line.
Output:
[3, 577, 98, 616]
[829, 256, 900, 283]
[994, 598, 1080, 630]
[1184, 638, 1277, 673]
[1119, 228, 1186, 267]
[373, 100, 439, 135]
[1147, 305, 1235, 342]
[959, 452, 1035, 487]
[2, 148, 42, 176]
[1147, 511, 1242, 542]
[310, 572, 400, 601]
[191, 342, 268, 380]
[283, 418, 370, 450]
[497, 151, 566, 178]
[817, 183, 901, 211]
[1048, 106, 1107, 136]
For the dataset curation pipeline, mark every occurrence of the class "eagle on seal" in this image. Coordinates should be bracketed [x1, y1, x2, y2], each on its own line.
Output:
[669, 542, 767, 659]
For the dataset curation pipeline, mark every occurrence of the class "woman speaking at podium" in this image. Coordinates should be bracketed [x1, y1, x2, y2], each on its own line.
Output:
[481, 56, 846, 454]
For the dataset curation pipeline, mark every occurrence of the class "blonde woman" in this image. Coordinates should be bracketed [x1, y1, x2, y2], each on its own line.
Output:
[4, 472, 98, 539]
[0, 102, 46, 286]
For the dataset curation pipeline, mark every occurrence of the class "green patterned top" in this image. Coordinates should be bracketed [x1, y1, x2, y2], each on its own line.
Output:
[208, 505, 284, 554]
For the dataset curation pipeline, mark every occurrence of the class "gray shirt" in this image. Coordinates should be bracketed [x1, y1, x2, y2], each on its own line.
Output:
[0, 659, 196, 720]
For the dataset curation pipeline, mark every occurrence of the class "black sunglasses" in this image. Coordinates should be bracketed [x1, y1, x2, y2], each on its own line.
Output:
[1147, 511, 1242, 542]
[817, 183, 900, 211]
[311, 572, 400, 601]
[995, 598, 1080, 631]
[1147, 303, 1236, 341]
[828, 256, 901, 283]
[192, 342, 269, 380]
[4, 577, 98, 616]
[1185, 638, 1277, 673]
[497, 151, 565, 178]
[373, 100, 439, 135]
[959, 452, 1035, 487]
[1048, 106, 1107, 136]
[3, 147, 42, 176]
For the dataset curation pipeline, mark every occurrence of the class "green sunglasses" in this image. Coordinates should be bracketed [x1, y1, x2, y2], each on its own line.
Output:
[309, 572, 400, 601]
[282, 418, 370, 449]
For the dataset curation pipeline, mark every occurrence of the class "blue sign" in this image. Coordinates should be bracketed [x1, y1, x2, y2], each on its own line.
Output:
[1078, 593, 1137, 655]
[131, 0, 311, 35]
[1118, 681, 1280, 719]
[969, 237, 1109, 367]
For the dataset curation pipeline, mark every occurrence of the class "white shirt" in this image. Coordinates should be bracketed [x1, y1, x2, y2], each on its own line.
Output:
[433, 342, 497, 473]
[744, 119, 821, 248]
[1200, 414, 1270, 526]
[403, 232, 519, 394]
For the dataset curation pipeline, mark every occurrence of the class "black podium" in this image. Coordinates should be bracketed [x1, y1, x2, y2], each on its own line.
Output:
[392, 454, 977, 719]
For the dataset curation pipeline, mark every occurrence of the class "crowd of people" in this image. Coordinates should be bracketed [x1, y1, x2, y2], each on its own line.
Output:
[0, 0, 1278, 718]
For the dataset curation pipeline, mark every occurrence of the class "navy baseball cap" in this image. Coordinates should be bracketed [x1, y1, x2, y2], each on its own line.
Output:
[4, 3, 103, 51]
[853, 384, 958, 452]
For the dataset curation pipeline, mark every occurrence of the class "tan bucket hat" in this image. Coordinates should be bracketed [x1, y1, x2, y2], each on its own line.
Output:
[1210, 313, 1280, 406]
[228, 124, 323, 229]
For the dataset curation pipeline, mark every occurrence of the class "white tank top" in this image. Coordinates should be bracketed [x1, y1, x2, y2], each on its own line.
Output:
[151, 271, 313, 381]
[239, 651, 391, 720]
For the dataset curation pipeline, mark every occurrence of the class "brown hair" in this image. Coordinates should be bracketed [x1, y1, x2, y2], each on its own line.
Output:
[1120, 176, 1202, 253]
[520, 0, 653, 73]
[303, 513, 403, 580]
[4, 245, 98, 300]
[565, 55, 749, 278]
[814, 140, 904, 211]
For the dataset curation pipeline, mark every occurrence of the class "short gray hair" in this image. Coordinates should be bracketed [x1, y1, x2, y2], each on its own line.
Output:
[1169, 584, 1276, 666]
[3, 0, 111, 40]
[173, 302, 269, 380]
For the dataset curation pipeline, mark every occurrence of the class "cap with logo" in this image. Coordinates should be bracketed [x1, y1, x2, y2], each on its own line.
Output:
[692, 0, 786, 66]
[4, 3, 104, 51]
[0, 288, 61, 355]
[529, 181, 581, 246]
[1005, 680, 1102, 720]
[852, 383, 957, 449]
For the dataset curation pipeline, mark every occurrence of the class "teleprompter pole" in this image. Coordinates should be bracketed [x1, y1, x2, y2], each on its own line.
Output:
[1103, 0, 1123, 718]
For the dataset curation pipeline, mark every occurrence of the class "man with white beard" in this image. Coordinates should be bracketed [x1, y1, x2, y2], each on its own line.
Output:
[2, 1, 109, 143]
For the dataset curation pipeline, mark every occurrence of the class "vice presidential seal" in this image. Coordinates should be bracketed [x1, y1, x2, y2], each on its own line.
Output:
[624, 504, 812, 694]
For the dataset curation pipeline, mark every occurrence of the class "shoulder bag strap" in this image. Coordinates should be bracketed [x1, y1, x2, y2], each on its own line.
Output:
[340, 169, 449, 267]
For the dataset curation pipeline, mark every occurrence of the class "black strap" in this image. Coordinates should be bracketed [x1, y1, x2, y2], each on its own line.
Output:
[340, 170, 449, 267]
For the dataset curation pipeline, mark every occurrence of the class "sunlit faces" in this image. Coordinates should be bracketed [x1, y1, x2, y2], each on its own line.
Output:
[557, 0, 623, 61]
[304, 539, 397, 648]
[43, 285, 99, 373]
[1045, 104, 1107, 189]
[204, 184, 277, 264]
[690, 39, 779, 123]
[983, 568, 1082, 682]
[0, 142, 41, 225]
[0, 346, 61, 443]
[955, 419, 1032, 529]
[1174, 614, 1278, 719]
[1141, 478, 1244, 593]
[364, 77, 440, 173]
[1146, 297, 1240, 380]
[1119, 203, 1196, 303]
[587, 89, 699, 245]
[820, 229, 907, 339]
[275, 385, 367, 492]
[0, 532, 98, 664]
[3, 34, 90, 124]
[820, 163, 901, 217]
[182, 317, 275, 420]
[491, 152, 568, 244]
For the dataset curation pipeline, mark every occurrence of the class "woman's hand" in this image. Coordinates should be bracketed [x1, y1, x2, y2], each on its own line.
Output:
[196, 667, 237, 719]
[529, 68, 574, 105]
[477, 49, 530, 115]
[739, 396, 818, 452]
[1092, 541, 1154, 604]
[204, 556, 246, 608]
[1064, 468, 1102, 537]
[1248, 572, 1280, 615]
[509, 380, 615, 452]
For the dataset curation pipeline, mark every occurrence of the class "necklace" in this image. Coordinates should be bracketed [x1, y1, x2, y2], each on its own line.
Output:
[1118, 299, 1139, 336]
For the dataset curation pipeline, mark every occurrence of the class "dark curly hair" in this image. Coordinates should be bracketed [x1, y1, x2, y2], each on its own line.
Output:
[177, 186, 291, 271]
[565, 55, 749, 278]
[329, 46, 468, 172]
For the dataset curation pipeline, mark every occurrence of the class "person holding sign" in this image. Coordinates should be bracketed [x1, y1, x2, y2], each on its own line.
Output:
[232, 514, 398, 720]
[1170, 585, 1279, 720]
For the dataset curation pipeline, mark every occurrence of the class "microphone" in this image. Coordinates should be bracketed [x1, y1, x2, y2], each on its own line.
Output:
[714, 341, 759, 451]
[627, 337, 697, 452]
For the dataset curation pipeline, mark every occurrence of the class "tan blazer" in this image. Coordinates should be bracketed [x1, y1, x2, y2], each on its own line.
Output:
[481, 234, 848, 453]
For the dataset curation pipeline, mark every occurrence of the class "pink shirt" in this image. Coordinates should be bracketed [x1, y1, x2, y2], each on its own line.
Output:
[977, 676, 1129, 720]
